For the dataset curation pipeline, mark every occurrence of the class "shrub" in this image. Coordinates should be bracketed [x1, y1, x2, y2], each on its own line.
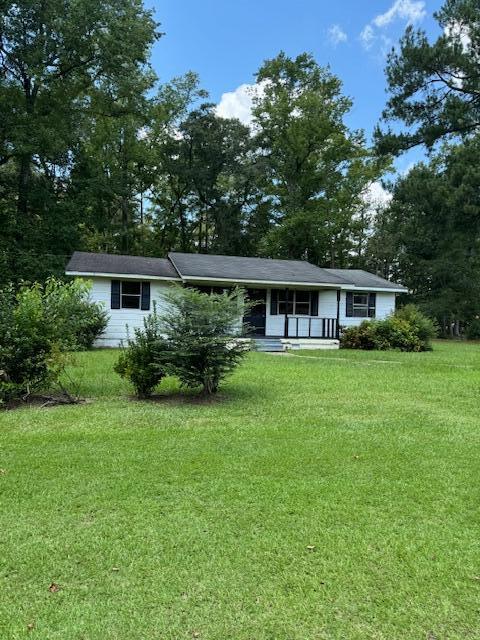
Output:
[160, 287, 250, 394]
[0, 285, 66, 404]
[394, 304, 438, 347]
[43, 278, 108, 350]
[114, 309, 169, 398]
[340, 305, 436, 352]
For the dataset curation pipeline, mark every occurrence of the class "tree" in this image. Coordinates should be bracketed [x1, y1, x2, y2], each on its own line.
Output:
[150, 103, 266, 256]
[367, 137, 480, 334]
[376, 0, 480, 154]
[0, 0, 159, 283]
[160, 287, 249, 395]
[252, 52, 387, 266]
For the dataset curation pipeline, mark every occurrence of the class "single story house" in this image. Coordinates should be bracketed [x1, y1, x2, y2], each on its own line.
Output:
[66, 251, 407, 350]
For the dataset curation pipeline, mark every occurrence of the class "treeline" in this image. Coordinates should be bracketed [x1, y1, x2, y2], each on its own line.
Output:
[0, 1, 384, 285]
[0, 0, 479, 334]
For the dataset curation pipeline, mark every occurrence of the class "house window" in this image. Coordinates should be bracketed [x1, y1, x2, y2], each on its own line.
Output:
[271, 290, 318, 316]
[111, 280, 150, 311]
[278, 290, 294, 315]
[121, 281, 142, 309]
[294, 290, 311, 316]
[346, 292, 376, 318]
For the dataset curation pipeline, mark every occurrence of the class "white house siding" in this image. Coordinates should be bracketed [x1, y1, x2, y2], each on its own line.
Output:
[89, 277, 172, 347]
[339, 291, 396, 328]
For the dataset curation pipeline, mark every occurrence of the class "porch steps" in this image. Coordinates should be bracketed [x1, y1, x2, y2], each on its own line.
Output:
[252, 338, 340, 352]
[253, 338, 285, 352]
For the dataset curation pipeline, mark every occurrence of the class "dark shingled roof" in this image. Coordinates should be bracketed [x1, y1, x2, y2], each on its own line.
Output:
[66, 251, 407, 291]
[168, 252, 349, 285]
[66, 251, 180, 279]
[324, 268, 408, 291]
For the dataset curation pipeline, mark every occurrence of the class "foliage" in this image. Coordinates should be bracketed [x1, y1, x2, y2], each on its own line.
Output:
[394, 304, 439, 346]
[114, 309, 169, 398]
[376, 0, 480, 154]
[0, 278, 106, 403]
[0, 0, 159, 284]
[340, 305, 437, 352]
[466, 318, 480, 339]
[0, 285, 66, 403]
[160, 287, 250, 394]
[252, 52, 389, 265]
[366, 139, 480, 333]
[42, 278, 108, 350]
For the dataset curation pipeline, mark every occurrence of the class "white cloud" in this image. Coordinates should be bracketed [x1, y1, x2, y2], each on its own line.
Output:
[360, 24, 375, 50]
[364, 181, 392, 210]
[216, 82, 266, 127]
[328, 24, 348, 46]
[444, 21, 471, 50]
[373, 0, 426, 28]
[360, 0, 426, 53]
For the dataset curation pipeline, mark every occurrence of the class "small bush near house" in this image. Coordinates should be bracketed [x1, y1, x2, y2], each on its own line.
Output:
[341, 305, 437, 352]
[114, 309, 170, 398]
[43, 278, 108, 350]
[162, 287, 250, 395]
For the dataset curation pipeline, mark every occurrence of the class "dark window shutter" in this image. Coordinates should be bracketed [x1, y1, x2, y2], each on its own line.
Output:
[311, 291, 319, 316]
[111, 280, 120, 309]
[270, 289, 278, 315]
[368, 292, 376, 318]
[346, 291, 353, 317]
[141, 282, 151, 311]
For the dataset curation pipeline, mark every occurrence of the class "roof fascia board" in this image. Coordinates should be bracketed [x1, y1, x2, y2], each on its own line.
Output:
[66, 270, 181, 282]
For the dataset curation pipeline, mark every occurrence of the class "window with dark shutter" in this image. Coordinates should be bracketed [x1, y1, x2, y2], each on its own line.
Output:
[347, 291, 377, 318]
[141, 282, 150, 310]
[311, 291, 319, 316]
[346, 291, 354, 317]
[368, 292, 376, 318]
[111, 280, 121, 309]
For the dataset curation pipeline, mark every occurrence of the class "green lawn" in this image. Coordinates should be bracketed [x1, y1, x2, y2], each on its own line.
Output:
[1, 341, 479, 639]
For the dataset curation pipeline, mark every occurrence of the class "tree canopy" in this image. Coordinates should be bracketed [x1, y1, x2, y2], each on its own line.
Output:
[376, 0, 480, 154]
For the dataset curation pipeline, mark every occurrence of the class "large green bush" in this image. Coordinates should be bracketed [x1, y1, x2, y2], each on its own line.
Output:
[340, 305, 437, 352]
[114, 309, 170, 398]
[42, 278, 108, 350]
[0, 278, 108, 405]
[0, 285, 65, 404]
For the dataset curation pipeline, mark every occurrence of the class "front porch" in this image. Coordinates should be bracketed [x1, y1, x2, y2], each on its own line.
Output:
[244, 287, 340, 340]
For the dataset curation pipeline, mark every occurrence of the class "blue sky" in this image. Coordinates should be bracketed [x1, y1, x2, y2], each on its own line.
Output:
[147, 0, 443, 177]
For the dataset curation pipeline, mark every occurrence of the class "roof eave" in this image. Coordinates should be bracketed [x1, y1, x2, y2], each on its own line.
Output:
[65, 270, 181, 282]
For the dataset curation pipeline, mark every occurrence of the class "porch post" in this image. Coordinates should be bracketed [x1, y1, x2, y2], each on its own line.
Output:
[336, 289, 341, 339]
[284, 287, 289, 337]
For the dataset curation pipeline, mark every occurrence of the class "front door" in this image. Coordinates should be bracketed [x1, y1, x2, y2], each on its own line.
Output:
[244, 289, 267, 336]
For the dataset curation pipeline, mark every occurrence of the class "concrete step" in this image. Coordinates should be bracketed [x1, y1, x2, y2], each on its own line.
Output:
[253, 339, 285, 352]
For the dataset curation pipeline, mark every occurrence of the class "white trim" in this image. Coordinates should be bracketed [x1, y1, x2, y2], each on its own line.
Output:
[65, 270, 181, 282]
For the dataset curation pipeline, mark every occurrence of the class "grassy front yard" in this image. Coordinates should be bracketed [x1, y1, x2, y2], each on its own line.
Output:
[1, 342, 479, 639]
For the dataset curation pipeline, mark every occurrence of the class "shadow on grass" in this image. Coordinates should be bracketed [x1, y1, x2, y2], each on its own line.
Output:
[125, 376, 270, 407]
